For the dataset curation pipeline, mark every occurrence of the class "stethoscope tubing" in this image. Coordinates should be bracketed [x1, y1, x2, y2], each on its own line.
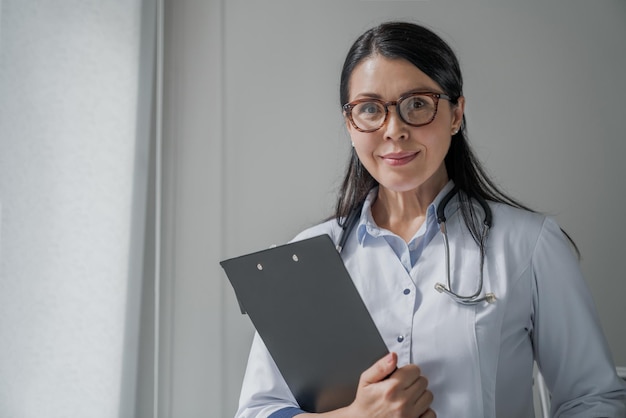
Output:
[336, 186, 496, 305]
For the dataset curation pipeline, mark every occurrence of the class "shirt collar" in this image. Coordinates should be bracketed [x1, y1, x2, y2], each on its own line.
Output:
[356, 180, 458, 245]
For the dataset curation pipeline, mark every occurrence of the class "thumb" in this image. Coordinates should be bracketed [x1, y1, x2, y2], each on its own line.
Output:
[360, 352, 397, 385]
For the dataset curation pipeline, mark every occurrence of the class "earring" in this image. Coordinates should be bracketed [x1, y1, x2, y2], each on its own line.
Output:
[452, 128, 459, 135]
[351, 141, 355, 147]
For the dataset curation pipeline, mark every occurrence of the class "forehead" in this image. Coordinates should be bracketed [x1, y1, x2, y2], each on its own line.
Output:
[348, 55, 441, 100]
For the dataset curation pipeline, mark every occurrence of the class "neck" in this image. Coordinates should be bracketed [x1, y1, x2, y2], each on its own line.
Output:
[372, 179, 448, 242]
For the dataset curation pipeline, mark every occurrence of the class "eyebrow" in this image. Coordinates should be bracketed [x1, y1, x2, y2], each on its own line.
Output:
[352, 88, 444, 100]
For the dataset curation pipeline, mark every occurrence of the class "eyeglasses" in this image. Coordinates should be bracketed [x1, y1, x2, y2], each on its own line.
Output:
[343, 92, 451, 133]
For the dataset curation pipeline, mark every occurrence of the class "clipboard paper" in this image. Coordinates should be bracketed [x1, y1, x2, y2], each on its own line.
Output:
[220, 234, 389, 413]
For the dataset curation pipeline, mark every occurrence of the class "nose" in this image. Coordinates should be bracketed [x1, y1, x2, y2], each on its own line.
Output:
[383, 105, 408, 141]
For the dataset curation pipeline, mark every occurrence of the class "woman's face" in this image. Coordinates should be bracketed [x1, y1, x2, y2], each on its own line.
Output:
[345, 55, 465, 194]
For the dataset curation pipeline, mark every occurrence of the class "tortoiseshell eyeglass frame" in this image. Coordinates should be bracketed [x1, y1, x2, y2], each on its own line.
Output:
[342, 92, 452, 133]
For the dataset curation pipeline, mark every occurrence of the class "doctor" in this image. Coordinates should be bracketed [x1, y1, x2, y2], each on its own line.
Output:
[235, 21, 626, 417]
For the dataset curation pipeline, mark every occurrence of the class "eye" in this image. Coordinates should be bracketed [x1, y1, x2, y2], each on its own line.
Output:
[357, 102, 383, 115]
[400, 95, 438, 125]
[405, 96, 429, 110]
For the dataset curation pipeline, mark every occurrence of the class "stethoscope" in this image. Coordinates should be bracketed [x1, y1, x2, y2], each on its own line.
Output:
[336, 186, 496, 305]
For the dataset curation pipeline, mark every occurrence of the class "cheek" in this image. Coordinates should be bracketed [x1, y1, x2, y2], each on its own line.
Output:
[419, 122, 453, 150]
[425, 131, 451, 149]
[350, 134, 377, 159]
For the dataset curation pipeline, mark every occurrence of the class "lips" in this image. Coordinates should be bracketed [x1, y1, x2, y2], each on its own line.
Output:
[380, 151, 419, 166]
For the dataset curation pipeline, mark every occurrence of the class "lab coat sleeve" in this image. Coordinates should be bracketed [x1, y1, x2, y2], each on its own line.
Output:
[531, 217, 626, 417]
[235, 332, 304, 418]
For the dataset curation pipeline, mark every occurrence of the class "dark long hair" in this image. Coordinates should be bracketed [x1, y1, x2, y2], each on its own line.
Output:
[335, 21, 578, 254]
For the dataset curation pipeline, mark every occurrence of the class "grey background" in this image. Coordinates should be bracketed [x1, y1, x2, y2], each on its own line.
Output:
[218, 1, 626, 415]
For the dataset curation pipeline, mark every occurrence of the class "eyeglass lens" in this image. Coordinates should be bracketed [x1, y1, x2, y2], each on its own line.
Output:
[350, 94, 439, 131]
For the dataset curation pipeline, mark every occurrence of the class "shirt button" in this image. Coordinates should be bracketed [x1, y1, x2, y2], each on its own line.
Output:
[403, 288, 411, 295]
[397, 335, 405, 343]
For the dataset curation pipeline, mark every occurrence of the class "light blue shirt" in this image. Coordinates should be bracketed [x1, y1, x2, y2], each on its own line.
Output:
[235, 184, 626, 418]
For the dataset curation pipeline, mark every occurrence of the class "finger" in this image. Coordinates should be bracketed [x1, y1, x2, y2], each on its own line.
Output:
[392, 364, 422, 390]
[407, 375, 428, 399]
[360, 352, 397, 385]
[413, 389, 434, 415]
[420, 408, 436, 418]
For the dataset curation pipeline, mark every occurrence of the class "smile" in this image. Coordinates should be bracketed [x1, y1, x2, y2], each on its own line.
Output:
[380, 151, 419, 166]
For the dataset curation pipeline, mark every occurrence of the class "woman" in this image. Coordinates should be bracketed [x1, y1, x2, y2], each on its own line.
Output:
[235, 21, 626, 417]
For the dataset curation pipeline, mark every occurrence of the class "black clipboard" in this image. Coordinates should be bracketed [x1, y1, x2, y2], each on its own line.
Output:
[220, 234, 389, 413]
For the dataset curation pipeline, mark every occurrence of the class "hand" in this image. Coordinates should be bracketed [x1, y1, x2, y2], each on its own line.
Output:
[346, 352, 435, 418]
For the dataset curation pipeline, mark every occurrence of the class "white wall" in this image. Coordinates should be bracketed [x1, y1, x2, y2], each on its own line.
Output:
[0, 1, 155, 417]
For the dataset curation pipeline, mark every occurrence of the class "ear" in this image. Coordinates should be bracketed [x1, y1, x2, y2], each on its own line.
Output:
[451, 96, 466, 132]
